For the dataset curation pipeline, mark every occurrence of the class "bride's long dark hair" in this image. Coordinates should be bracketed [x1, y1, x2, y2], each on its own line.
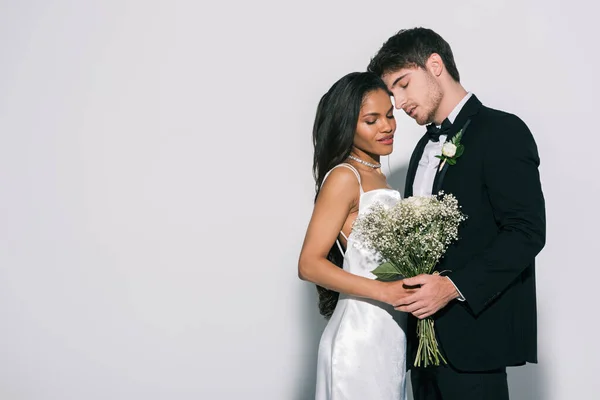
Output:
[312, 72, 389, 319]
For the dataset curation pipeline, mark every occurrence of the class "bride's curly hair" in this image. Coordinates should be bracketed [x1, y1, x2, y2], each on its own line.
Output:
[311, 72, 389, 319]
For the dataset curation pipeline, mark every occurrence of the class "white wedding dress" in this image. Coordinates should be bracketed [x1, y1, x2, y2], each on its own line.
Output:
[315, 163, 408, 400]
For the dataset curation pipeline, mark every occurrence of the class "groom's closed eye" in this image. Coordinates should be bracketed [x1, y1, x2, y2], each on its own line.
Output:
[391, 73, 410, 88]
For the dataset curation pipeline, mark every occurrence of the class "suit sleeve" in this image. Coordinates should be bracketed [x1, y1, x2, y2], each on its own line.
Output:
[449, 114, 546, 316]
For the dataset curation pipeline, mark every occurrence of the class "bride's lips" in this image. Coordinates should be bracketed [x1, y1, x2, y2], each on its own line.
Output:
[377, 135, 394, 145]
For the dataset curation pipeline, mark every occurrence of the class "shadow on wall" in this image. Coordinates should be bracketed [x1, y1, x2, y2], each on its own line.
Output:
[508, 363, 547, 400]
[295, 283, 326, 400]
[387, 163, 410, 198]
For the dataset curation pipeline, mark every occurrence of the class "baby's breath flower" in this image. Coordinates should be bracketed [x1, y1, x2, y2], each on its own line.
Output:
[353, 193, 466, 278]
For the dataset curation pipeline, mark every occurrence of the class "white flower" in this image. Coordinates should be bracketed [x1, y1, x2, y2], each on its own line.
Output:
[405, 196, 424, 208]
[442, 142, 457, 158]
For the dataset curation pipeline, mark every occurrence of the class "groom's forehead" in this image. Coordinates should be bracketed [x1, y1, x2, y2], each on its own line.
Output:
[383, 68, 417, 87]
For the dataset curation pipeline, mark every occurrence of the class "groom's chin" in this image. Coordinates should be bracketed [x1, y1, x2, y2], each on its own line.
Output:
[411, 114, 428, 126]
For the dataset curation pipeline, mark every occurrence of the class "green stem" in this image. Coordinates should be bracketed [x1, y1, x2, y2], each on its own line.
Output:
[414, 317, 447, 368]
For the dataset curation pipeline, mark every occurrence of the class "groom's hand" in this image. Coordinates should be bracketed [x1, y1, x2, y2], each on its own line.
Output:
[380, 280, 417, 307]
[394, 274, 459, 319]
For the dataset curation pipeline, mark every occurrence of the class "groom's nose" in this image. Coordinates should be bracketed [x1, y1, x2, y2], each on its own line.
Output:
[393, 94, 406, 110]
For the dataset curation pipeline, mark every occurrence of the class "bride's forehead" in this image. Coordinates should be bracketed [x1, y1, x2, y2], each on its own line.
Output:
[362, 90, 393, 106]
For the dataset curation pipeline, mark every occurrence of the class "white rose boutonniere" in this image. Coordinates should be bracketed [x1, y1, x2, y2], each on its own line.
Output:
[436, 129, 464, 171]
[442, 142, 457, 158]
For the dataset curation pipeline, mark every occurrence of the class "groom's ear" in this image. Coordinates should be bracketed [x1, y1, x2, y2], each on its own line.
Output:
[426, 53, 444, 78]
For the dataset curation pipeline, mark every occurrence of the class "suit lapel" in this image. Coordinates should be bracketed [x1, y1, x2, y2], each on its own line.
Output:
[404, 135, 429, 197]
[432, 119, 472, 194]
[431, 95, 483, 195]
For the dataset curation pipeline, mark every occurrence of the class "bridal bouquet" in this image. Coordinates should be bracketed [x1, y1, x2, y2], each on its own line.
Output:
[353, 193, 466, 367]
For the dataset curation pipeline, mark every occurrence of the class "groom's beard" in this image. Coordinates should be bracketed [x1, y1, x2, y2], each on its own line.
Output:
[416, 74, 443, 126]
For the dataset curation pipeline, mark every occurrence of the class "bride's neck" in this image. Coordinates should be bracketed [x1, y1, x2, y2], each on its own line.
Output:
[350, 148, 379, 164]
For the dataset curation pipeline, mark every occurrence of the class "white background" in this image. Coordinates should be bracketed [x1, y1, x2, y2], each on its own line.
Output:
[0, 1, 598, 399]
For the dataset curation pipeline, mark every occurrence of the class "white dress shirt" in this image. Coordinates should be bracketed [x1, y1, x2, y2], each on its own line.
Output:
[412, 92, 473, 301]
[413, 92, 473, 197]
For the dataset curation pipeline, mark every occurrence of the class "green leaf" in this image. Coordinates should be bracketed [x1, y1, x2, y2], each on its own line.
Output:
[435, 155, 444, 160]
[453, 130, 463, 144]
[372, 262, 403, 282]
[455, 145, 465, 158]
[447, 158, 457, 165]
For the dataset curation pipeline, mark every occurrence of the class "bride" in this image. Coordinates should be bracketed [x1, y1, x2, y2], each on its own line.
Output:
[298, 72, 413, 400]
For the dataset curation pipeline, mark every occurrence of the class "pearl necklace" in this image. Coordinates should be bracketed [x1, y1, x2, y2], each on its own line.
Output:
[348, 155, 381, 169]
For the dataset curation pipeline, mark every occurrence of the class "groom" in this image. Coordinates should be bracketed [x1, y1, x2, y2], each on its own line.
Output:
[368, 28, 546, 400]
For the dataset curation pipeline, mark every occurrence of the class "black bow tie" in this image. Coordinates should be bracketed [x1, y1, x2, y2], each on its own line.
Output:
[426, 118, 452, 142]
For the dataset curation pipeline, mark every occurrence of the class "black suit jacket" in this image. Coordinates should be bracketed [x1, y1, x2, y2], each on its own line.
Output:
[404, 95, 546, 372]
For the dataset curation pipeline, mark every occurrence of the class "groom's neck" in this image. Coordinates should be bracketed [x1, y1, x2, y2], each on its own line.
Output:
[433, 81, 468, 125]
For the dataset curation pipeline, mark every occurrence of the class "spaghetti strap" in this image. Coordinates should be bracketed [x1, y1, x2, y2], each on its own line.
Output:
[321, 163, 364, 194]
[335, 230, 349, 255]
[334, 239, 345, 255]
[320, 163, 364, 256]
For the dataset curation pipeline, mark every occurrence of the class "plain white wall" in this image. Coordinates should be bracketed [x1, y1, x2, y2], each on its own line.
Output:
[0, 1, 598, 399]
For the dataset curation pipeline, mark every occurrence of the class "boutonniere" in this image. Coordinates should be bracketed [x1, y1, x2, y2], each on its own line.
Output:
[436, 129, 464, 171]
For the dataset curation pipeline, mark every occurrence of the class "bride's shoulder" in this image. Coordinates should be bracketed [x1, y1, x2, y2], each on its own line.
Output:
[318, 165, 360, 199]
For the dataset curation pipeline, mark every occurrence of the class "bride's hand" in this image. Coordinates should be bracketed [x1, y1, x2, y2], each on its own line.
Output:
[378, 280, 418, 307]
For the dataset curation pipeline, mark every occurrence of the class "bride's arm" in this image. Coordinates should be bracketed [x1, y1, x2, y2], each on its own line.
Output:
[298, 167, 409, 305]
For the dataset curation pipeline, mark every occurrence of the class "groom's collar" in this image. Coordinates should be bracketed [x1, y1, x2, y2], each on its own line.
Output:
[435, 92, 475, 128]
[447, 92, 473, 125]
[452, 94, 482, 128]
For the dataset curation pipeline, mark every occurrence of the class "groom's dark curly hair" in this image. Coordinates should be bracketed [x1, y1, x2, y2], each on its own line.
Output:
[367, 27, 461, 82]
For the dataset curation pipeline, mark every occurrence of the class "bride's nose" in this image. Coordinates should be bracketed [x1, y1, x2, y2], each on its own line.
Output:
[380, 119, 394, 133]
